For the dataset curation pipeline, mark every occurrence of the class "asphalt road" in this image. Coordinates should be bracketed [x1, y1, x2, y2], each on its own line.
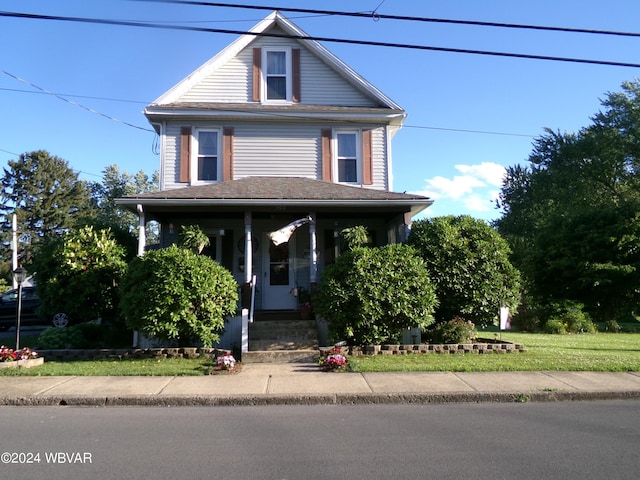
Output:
[1, 401, 639, 480]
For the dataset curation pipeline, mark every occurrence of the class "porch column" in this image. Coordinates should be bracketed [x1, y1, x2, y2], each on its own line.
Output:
[309, 212, 318, 283]
[244, 211, 253, 283]
[136, 204, 146, 257]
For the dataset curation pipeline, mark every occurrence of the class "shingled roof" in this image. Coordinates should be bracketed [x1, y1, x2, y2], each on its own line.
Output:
[116, 176, 432, 216]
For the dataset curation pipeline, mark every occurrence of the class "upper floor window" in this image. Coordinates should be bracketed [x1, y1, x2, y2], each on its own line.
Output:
[335, 131, 360, 183]
[192, 129, 220, 183]
[266, 50, 288, 100]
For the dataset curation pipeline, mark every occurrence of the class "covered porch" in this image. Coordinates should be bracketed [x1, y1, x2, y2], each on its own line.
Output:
[116, 176, 432, 356]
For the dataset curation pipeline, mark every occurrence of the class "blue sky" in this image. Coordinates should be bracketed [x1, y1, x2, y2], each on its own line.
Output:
[1, 0, 639, 221]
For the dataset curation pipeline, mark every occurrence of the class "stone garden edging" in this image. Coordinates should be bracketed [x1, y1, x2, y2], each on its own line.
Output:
[34, 347, 231, 362]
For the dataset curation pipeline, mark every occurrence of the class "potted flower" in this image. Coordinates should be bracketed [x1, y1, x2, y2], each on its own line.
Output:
[296, 287, 314, 320]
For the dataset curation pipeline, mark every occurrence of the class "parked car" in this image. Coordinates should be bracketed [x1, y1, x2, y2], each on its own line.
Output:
[0, 287, 71, 331]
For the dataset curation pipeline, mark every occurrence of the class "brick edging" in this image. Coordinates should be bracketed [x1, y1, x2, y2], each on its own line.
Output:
[35, 347, 231, 361]
[322, 338, 526, 356]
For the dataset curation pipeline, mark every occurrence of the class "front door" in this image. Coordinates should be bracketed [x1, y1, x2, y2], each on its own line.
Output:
[262, 234, 296, 310]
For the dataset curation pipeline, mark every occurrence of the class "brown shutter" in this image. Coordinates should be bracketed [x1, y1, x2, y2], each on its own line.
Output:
[362, 129, 373, 185]
[292, 48, 301, 103]
[222, 127, 234, 181]
[179, 126, 191, 183]
[321, 129, 332, 181]
[252, 48, 262, 102]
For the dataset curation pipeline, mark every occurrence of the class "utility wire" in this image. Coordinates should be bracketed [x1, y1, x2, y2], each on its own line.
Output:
[0, 69, 155, 132]
[0, 87, 148, 104]
[1, 82, 535, 138]
[136, 0, 640, 38]
[1, 11, 640, 69]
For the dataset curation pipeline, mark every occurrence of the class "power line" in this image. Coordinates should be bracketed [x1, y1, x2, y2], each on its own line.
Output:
[0, 87, 148, 104]
[1, 75, 539, 139]
[0, 69, 155, 133]
[136, 0, 640, 38]
[1, 10, 640, 69]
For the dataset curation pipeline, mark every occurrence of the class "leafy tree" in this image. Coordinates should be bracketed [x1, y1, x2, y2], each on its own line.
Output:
[340, 225, 369, 250]
[119, 246, 238, 347]
[408, 215, 521, 327]
[89, 164, 159, 244]
[314, 244, 437, 345]
[0, 150, 94, 263]
[496, 80, 640, 320]
[178, 225, 210, 254]
[31, 226, 128, 323]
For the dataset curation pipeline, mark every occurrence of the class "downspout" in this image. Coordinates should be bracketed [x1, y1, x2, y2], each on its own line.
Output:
[309, 212, 318, 284]
[150, 121, 165, 190]
[136, 204, 146, 257]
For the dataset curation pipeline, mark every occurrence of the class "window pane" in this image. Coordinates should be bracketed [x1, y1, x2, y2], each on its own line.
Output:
[267, 77, 286, 100]
[337, 133, 357, 157]
[338, 158, 357, 183]
[198, 131, 218, 156]
[198, 157, 217, 181]
[267, 51, 286, 74]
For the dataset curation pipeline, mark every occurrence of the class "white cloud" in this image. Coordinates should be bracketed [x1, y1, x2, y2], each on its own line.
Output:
[414, 162, 506, 219]
[455, 162, 506, 187]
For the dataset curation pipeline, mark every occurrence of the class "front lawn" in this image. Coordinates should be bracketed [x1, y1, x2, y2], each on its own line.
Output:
[348, 332, 640, 372]
[2, 332, 639, 376]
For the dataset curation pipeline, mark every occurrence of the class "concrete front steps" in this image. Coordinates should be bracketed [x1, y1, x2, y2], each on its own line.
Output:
[243, 313, 319, 363]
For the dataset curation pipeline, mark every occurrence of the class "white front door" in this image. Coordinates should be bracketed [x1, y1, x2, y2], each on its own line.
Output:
[262, 234, 296, 310]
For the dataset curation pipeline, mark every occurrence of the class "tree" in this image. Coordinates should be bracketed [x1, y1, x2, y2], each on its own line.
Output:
[178, 225, 210, 254]
[496, 80, 640, 320]
[0, 150, 94, 263]
[314, 244, 437, 345]
[89, 164, 159, 244]
[408, 215, 521, 327]
[31, 226, 128, 323]
[119, 246, 238, 347]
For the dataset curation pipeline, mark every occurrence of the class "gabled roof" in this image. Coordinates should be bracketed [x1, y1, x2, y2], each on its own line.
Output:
[116, 176, 432, 216]
[148, 11, 402, 110]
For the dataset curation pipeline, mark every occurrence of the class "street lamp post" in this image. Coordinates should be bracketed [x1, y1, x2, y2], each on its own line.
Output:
[13, 266, 27, 351]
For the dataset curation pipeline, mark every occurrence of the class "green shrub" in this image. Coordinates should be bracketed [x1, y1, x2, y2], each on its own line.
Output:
[544, 318, 567, 334]
[314, 244, 438, 346]
[120, 245, 238, 347]
[425, 317, 477, 344]
[605, 319, 622, 333]
[408, 216, 521, 327]
[36, 323, 107, 349]
[543, 302, 597, 334]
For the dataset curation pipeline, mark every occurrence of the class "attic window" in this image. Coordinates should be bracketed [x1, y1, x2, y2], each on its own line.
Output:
[266, 50, 287, 100]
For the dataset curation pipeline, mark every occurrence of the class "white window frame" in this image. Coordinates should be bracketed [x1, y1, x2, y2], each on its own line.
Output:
[262, 47, 292, 103]
[191, 128, 221, 185]
[332, 130, 362, 184]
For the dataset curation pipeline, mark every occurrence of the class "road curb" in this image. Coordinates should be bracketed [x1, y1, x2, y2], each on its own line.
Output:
[2, 390, 640, 407]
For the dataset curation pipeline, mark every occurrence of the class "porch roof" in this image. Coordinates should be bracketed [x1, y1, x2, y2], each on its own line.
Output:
[115, 176, 432, 217]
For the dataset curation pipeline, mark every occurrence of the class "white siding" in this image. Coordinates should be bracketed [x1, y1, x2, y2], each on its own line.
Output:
[176, 30, 378, 107]
[233, 124, 321, 178]
[181, 54, 251, 103]
[161, 121, 389, 190]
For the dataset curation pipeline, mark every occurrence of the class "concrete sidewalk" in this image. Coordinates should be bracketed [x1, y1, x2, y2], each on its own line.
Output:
[2, 365, 640, 406]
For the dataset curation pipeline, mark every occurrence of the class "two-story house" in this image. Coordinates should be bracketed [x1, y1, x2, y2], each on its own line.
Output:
[117, 11, 432, 355]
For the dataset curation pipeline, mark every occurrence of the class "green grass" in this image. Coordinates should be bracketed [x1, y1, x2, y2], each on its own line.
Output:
[0, 357, 216, 376]
[348, 332, 640, 373]
[2, 332, 640, 376]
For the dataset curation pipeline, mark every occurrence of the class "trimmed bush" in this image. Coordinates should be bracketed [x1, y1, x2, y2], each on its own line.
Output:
[119, 246, 238, 347]
[424, 317, 477, 344]
[314, 244, 438, 346]
[408, 216, 521, 327]
[37, 323, 107, 349]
